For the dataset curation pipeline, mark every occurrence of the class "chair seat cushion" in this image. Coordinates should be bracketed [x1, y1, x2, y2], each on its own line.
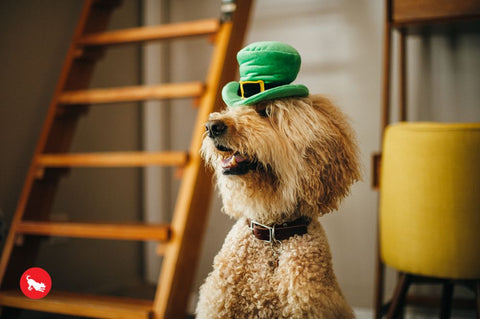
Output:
[380, 122, 480, 279]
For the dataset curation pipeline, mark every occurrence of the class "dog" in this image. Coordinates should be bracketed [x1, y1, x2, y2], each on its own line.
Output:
[26, 275, 46, 292]
[196, 42, 360, 318]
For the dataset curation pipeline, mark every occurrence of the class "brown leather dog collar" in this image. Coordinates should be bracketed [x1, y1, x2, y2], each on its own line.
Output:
[248, 217, 310, 242]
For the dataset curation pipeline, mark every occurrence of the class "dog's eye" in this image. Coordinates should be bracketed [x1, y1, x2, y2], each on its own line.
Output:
[255, 105, 269, 118]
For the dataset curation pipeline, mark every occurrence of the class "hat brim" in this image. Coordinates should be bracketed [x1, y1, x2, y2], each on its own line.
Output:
[222, 82, 309, 107]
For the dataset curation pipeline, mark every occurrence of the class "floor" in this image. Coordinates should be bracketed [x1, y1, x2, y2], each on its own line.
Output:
[354, 306, 477, 319]
[7, 306, 478, 318]
[5, 282, 478, 319]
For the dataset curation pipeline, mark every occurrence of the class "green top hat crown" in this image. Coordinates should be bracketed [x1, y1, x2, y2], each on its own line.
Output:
[222, 41, 309, 107]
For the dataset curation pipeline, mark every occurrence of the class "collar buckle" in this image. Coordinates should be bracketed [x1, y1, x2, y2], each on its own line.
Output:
[249, 220, 276, 243]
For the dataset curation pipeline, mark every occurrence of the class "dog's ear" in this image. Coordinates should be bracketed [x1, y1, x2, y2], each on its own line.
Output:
[300, 96, 360, 216]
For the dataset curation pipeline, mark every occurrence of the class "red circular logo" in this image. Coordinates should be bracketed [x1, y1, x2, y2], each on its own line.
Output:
[20, 267, 52, 299]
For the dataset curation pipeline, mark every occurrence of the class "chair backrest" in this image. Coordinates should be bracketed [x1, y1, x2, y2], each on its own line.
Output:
[380, 122, 480, 279]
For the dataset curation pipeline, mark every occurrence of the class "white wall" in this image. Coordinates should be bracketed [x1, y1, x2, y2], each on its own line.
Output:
[404, 22, 480, 122]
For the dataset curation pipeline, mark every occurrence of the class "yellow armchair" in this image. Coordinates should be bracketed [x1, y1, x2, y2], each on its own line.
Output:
[379, 122, 480, 318]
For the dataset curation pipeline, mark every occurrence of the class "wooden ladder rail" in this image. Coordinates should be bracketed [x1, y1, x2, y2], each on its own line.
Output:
[152, 2, 253, 317]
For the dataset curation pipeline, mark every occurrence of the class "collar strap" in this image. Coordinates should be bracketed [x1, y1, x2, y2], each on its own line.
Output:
[248, 217, 310, 242]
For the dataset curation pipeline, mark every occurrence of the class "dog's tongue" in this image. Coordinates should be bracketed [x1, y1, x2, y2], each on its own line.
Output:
[221, 154, 247, 169]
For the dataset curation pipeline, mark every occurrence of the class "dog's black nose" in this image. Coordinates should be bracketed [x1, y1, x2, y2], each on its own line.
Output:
[206, 120, 227, 138]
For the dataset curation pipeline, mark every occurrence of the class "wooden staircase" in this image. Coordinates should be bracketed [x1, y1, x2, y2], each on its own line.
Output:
[0, 0, 252, 318]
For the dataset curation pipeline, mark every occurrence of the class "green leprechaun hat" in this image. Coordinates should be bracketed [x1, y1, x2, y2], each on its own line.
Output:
[222, 41, 309, 107]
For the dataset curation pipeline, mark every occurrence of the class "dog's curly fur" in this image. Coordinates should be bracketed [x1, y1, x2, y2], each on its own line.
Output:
[197, 95, 360, 318]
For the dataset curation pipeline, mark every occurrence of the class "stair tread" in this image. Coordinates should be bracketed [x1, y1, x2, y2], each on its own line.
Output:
[37, 151, 189, 167]
[58, 82, 204, 105]
[16, 220, 171, 241]
[78, 18, 220, 46]
[0, 290, 152, 319]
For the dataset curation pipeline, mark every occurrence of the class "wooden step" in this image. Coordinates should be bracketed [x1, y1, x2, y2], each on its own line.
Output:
[16, 221, 171, 241]
[37, 151, 189, 167]
[58, 82, 204, 105]
[0, 290, 152, 319]
[78, 18, 220, 46]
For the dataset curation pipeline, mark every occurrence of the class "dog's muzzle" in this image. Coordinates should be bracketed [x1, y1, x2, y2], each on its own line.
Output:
[205, 119, 257, 175]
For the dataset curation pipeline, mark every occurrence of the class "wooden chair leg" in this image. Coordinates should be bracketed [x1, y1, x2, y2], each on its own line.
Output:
[374, 249, 386, 319]
[386, 273, 411, 319]
[440, 281, 454, 319]
[475, 280, 480, 319]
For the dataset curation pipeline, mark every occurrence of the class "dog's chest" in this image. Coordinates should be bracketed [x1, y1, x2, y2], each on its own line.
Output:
[218, 221, 280, 278]
[216, 232, 282, 315]
[200, 218, 343, 318]
[212, 220, 309, 314]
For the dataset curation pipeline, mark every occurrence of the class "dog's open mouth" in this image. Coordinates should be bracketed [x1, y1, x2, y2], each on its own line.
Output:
[215, 144, 257, 175]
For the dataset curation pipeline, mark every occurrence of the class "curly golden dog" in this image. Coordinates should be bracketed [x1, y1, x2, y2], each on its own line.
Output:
[196, 41, 360, 318]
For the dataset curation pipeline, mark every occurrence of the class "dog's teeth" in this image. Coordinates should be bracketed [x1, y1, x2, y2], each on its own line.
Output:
[221, 156, 236, 169]
[234, 154, 247, 163]
[220, 154, 247, 169]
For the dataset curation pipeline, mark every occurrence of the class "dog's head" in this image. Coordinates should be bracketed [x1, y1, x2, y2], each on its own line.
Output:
[201, 95, 360, 224]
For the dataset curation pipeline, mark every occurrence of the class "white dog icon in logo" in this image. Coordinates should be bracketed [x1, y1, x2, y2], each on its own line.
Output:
[26, 275, 46, 292]
[20, 267, 51, 299]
